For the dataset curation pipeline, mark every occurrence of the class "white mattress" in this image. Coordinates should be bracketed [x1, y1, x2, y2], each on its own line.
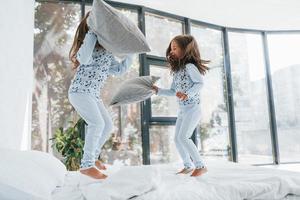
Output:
[52, 159, 300, 200]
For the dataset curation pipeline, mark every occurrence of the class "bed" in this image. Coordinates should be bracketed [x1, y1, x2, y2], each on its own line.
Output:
[52, 159, 300, 200]
[1, 149, 300, 200]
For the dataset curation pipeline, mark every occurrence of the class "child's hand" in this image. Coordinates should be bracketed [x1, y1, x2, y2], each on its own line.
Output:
[152, 85, 159, 94]
[176, 92, 188, 101]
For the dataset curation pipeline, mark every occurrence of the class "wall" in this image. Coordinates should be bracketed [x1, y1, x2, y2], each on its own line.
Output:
[0, 0, 34, 150]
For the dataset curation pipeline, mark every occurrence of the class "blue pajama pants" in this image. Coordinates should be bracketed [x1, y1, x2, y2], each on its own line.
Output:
[175, 104, 205, 169]
[68, 92, 113, 169]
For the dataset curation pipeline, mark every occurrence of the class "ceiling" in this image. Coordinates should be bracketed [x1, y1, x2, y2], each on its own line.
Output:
[116, 0, 300, 31]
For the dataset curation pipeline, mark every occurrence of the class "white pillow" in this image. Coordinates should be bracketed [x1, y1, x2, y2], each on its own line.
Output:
[87, 0, 151, 55]
[0, 149, 67, 200]
[109, 76, 160, 106]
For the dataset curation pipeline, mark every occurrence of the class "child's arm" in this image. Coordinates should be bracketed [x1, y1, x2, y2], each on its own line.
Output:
[155, 80, 176, 96]
[185, 63, 204, 99]
[76, 30, 97, 65]
[109, 54, 134, 75]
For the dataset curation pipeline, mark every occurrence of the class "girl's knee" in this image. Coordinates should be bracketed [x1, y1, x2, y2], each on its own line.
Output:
[88, 120, 105, 132]
[178, 135, 190, 143]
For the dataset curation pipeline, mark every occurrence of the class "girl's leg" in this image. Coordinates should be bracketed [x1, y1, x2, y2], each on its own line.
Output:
[68, 93, 105, 169]
[174, 109, 193, 169]
[178, 105, 205, 169]
[94, 100, 113, 161]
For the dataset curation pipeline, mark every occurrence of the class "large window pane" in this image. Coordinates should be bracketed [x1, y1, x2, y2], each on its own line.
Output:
[99, 102, 143, 166]
[149, 126, 180, 164]
[145, 13, 183, 57]
[150, 65, 178, 117]
[228, 32, 273, 164]
[267, 33, 300, 163]
[191, 25, 230, 160]
[33, 2, 81, 152]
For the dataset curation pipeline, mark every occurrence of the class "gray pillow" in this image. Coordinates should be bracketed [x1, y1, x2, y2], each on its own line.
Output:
[110, 76, 160, 106]
[87, 0, 151, 55]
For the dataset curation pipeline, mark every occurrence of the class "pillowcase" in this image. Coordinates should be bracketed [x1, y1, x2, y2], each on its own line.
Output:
[0, 149, 67, 200]
[87, 0, 151, 55]
[110, 76, 160, 106]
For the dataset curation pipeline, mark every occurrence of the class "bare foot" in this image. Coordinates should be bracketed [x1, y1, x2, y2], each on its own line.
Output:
[176, 168, 194, 174]
[95, 160, 107, 170]
[80, 167, 107, 179]
[191, 167, 208, 177]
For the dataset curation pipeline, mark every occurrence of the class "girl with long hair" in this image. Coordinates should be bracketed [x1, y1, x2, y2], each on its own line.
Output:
[153, 35, 209, 177]
[68, 12, 133, 179]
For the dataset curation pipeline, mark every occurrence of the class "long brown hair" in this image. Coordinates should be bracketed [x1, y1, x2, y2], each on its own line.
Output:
[69, 12, 102, 69]
[166, 35, 209, 74]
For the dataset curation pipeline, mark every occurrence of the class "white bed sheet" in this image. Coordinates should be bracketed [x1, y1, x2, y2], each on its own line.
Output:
[51, 171, 84, 200]
[52, 164, 158, 200]
[52, 159, 300, 200]
[134, 160, 300, 200]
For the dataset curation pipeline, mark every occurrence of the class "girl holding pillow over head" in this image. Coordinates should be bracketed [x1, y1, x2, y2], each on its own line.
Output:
[152, 35, 209, 177]
[68, 12, 134, 179]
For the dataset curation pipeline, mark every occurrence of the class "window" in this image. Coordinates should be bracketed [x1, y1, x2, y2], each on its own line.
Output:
[150, 126, 180, 164]
[191, 24, 230, 160]
[34, 0, 300, 165]
[150, 64, 178, 117]
[145, 13, 183, 56]
[33, 2, 81, 152]
[228, 32, 273, 164]
[267, 33, 300, 163]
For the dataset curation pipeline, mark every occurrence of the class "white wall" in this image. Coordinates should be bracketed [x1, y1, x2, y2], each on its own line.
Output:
[0, 0, 34, 150]
[117, 0, 300, 31]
